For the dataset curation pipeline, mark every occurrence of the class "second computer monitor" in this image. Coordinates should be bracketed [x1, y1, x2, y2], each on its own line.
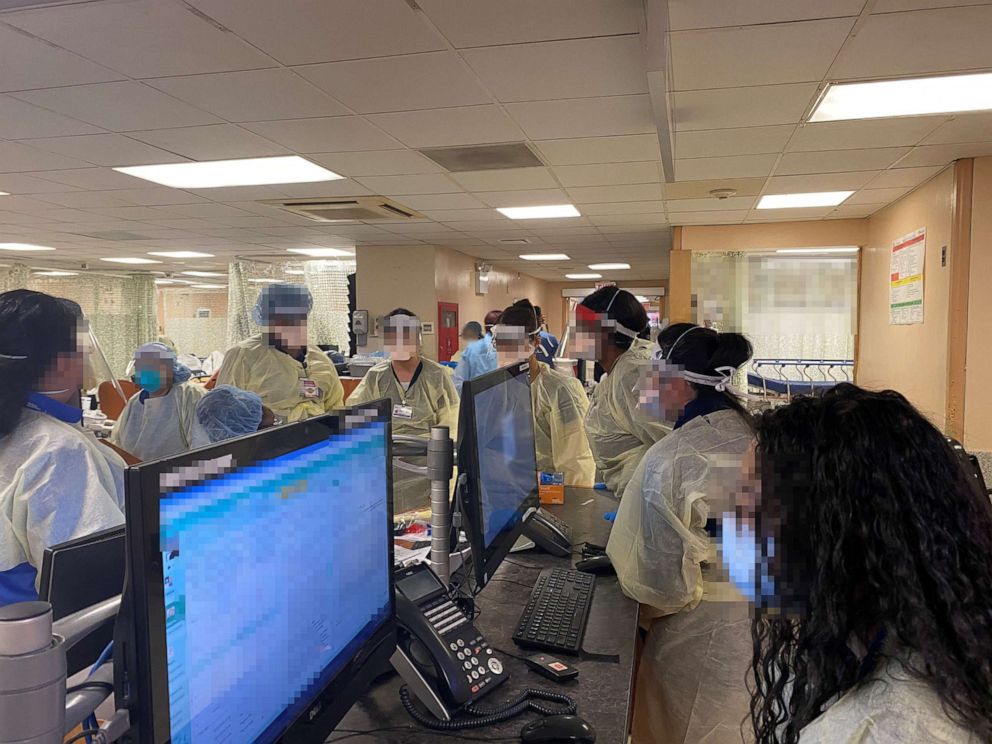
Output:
[456, 361, 540, 589]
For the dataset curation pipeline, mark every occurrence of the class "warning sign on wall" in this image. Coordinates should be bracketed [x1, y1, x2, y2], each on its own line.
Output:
[889, 227, 925, 325]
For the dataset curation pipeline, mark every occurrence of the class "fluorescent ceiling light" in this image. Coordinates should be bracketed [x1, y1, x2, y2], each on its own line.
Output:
[34, 270, 78, 277]
[810, 72, 992, 122]
[100, 257, 161, 264]
[0, 191, 9, 196]
[190, 284, 226, 289]
[147, 251, 215, 259]
[0, 243, 55, 252]
[181, 270, 225, 277]
[565, 273, 602, 279]
[154, 279, 177, 285]
[757, 192, 853, 209]
[286, 247, 353, 257]
[284, 269, 306, 275]
[776, 247, 859, 255]
[497, 204, 581, 220]
[249, 278, 282, 284]
[519, 253, 570, 261]
[589, 263, 630, 270]
[635, 295, 649, 303]
[113, 156, 344, 189]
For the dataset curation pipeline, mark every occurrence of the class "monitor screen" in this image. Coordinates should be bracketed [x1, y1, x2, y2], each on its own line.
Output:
[472, 371, 539, 547]
[120, 405, 395, 744]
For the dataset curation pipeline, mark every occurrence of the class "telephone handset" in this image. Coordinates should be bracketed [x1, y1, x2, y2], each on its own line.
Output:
[390, 564, 508, 721]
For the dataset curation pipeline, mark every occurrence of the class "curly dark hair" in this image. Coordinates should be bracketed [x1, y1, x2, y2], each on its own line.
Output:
[749, 383, 992, 743]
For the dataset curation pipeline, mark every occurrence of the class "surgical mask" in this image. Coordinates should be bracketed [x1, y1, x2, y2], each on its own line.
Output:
[385, 343, 416, 362]
[720, 513, 775, 605]
[135, 368, 163, 393]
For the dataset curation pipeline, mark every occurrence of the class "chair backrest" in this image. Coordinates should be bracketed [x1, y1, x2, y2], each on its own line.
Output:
[97, 379, 140, 420]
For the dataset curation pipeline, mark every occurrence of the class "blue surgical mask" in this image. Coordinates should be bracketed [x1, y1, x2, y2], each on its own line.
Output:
[720, 513, 775, 605]
[135, 368, 163, 393]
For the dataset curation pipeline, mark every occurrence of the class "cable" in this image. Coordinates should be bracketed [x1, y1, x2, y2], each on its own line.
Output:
[399, 685, 576, 731]
[66, 681, 114, 695]
[328, 727, 521, 742]
[488, 577, 536, 591]
[502, 557, 543, 571]
[83, 642, 113, 744]
[65, 730, 102, 744]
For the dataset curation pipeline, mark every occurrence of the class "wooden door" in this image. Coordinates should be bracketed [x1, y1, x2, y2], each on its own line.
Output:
[437, 302, 459, 362]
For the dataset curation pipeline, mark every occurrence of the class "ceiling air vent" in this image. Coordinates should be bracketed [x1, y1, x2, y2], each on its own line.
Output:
[419, 143, 544, 172]
[259, 197, 424, 222]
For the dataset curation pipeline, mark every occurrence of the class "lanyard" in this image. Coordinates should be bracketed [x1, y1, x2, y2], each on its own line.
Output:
[26, 392, 83, 424]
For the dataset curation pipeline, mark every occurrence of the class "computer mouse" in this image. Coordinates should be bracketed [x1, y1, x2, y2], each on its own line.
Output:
[520, 714, 596, 744]
[574, 554, 614, 575]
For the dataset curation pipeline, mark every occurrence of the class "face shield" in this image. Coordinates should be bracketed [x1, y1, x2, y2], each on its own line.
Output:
[491, 324, 538, 368]
[570, 291, 643, 361]
[383, 315, 421, 361]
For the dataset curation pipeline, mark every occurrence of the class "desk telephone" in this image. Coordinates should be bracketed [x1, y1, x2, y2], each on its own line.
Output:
[391, 563, 508, 721]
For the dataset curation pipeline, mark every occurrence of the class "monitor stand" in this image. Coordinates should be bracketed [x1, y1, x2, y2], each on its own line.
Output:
[520, 508, 572, 558]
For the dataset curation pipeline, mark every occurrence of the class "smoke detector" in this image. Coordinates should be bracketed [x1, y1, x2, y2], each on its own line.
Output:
[709, 188, 738, 200]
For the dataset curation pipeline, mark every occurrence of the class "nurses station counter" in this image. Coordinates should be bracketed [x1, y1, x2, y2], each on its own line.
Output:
[336, 488, 638, 744]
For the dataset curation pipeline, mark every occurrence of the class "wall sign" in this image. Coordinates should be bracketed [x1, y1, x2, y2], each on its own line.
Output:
[889, 227, 925, 325]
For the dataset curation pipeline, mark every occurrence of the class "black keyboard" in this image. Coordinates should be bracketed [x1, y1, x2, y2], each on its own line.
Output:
[512, 568, 595, 655]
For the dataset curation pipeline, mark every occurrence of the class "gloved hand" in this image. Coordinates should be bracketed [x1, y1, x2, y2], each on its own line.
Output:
[594, 482, 608, 490]
[603, 511, 617, 523]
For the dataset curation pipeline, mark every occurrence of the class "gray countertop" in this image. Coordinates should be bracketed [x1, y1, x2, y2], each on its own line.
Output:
[328, 488, 636, 744]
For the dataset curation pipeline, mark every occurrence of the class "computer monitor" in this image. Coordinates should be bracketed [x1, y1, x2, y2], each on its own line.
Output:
[116, 402, 395, 744]
[455, 361, 540, 590]
[40, 525, 125, 677]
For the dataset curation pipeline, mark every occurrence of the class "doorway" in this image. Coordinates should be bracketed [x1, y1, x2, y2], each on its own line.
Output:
[437, 302, 459, 362]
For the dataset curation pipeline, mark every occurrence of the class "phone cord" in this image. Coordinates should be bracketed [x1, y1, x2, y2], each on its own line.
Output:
[399, 685, 577, 731]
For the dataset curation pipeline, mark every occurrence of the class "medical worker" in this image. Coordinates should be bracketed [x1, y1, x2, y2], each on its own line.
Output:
[217, 283, 344, 422]
[110, 342, 203, 461]
[493, 300, 595, 487]
[607, 325, 754, 744]
[0, 290, 124, 605]
[533, 305, 560, 368]
[192, 385, 275, 446]
[574, 287, 669, 498]
[453, 309, 502, 393]
[347, 308, 459, 513]
[739, 385, 992, 744]
[452, 321, 483, 364]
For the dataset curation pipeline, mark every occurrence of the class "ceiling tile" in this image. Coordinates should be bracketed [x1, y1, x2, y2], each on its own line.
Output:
[187, 0, 445, 65]
[306, 150, 444, 177]
[675, 125, 794, 158]
[898, 142, 992, 167]
[828, 202, 886, 218]
[87, 205, 171, 220]
[672, 84, 819, 131]
[0, 95, 103, 139]
[0, 143, 94, 174]
[0, 24, 122, 92]
[533, 135, 660, 166]
[675, 153, 778, 180]
[32, 191, 134, 209]
[668, 210, 748, 223]
[367, 106, 525, 148]
[420, 209, 503, 222]
[668, 0, 864, 30]
[243, 117, 401, 152]
[872, 0, 992, 9]
[671, 19, 854, 90]
[833, 5, 992, 78]
[353, 174, 461, 195]
[0, 174, 83, 195]
[475, 189, 571, 207]
[97, 188, 207, 206]
[567, 183, 665, 203]
[417, 0, 640, 47]
[662, 177, 766, 199]
[844, 187, 913, 204]
[589, 213, 669, 226]
[128, 125, 291, 160]
[17, 134, 187, 167]
[155, 203, 255, 219]
[866, 165, 944, 189]
[506, 95, 654, 140]
[776, 148, 910, 175]
[552, 162, 660, 187]
[397, 193, 487, 210]
[147, 69, 348, 122]
[763, 171, 880, 192]
[461, 36, 646, 102]
[276, 181, 374, 198]
[789, 117, 946, 152]
[745, 207, 834, 221]
[921, 113, 992, 145]
[295, 52, 490, 114]
[450, 168, 559, 191]
[665, 196, 757, 211]
[13, 82, 222, 132]
[34, 167, 166, 190]
[578, 201, 665, 215]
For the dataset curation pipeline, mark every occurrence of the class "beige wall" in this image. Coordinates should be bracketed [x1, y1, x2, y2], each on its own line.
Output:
[858, 166, 955, 428]
[356, 244, 438, 358]
[965, 157, 992, 450]
[681, 219, 868, 252]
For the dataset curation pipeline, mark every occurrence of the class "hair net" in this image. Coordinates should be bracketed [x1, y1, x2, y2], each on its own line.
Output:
[196, 385, 263, 442]
[251, 283, 314, 326]
[135, 341, 192, 384]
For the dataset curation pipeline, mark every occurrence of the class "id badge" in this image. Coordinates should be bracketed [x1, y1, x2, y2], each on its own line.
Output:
[299, 378, 320, 400]
[392, 404, 414, 420]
